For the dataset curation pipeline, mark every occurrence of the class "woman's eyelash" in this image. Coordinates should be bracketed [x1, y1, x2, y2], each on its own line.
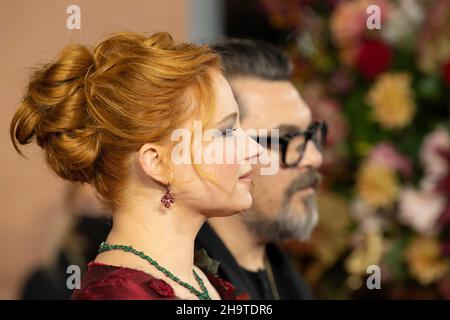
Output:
[220, 128, 237, 137]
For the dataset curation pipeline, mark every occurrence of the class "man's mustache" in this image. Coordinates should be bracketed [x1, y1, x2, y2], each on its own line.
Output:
[285, 170, 323, 198]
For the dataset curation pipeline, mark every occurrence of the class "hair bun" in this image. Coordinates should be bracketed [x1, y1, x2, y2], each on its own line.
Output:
[11, 31, 221, 209]
[46, 127, 101, 182]
[11, 44, 101, 183]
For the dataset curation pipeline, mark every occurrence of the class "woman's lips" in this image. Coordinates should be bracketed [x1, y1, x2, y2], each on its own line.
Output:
[238, 171, 252, 184]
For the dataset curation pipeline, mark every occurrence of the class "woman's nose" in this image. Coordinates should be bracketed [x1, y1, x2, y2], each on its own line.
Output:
[243, 132, 263, 161]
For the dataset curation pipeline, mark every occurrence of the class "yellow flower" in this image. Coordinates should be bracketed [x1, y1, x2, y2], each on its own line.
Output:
[355, 161, 399, 208]
[405, 236, 450, 286]
[345, 232, 384, 276]
[366, 73, 416, 129]
[313, 193, 351, 266]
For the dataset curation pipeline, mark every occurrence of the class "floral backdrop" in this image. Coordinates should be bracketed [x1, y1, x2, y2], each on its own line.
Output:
[259, 0, 450, 299]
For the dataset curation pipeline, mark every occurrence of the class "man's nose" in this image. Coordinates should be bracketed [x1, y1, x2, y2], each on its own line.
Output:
[297, 141, 323, 169]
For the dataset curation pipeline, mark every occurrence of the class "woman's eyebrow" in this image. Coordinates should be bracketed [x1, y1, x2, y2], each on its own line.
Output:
[217, 112, 237, 125]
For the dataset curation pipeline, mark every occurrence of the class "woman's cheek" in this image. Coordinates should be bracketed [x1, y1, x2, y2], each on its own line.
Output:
[206, 162, 240, 190]
[207, 138, 241, 181]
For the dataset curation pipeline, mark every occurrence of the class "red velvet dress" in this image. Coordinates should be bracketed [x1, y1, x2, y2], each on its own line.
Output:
[71, 262, 247, 300]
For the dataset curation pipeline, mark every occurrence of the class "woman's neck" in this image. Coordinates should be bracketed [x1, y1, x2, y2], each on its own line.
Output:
[103, 198, 206, 284]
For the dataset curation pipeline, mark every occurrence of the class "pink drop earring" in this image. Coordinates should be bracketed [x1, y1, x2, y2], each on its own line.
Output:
[160, 184, 175, 208]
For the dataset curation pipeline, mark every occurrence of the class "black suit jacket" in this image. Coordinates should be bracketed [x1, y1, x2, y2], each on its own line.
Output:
[195, 222, 314, 300]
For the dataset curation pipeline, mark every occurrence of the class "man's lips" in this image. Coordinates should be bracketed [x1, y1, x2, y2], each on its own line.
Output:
[296, 186, 316, 194]
[292, 183, 320, 198]
[300, 183, 317, 190]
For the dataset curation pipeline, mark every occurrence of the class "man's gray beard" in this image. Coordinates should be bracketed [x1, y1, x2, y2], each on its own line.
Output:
[242, 169, 322, 242]
[242, 193, 319, 243]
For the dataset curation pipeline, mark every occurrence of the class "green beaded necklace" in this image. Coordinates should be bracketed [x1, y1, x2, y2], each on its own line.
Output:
[98, 241, 211, 300]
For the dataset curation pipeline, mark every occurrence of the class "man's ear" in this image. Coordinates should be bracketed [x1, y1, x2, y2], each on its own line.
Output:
[137, 143, 169, 185]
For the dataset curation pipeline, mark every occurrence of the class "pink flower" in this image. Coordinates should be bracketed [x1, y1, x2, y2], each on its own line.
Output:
[398, 187, 446, 236]
[302, 84, 348, 147]
[435, 148, 450, 229]
[420, 127, 450, 179]
[330, 0, 367, 48]
[417, 0, 450, 73]
[302, 86, 349, 171]
[312, 98, 348, 147]
[368, 142, 413, 178]
[439, 203, 450, 231]
[330, 0, 390, 48]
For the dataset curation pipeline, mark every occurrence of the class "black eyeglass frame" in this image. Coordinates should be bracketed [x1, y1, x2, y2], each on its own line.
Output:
[251, 121, 328, 168]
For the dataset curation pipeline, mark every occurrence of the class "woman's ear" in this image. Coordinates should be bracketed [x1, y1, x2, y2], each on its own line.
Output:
[137, 143, 169, 185]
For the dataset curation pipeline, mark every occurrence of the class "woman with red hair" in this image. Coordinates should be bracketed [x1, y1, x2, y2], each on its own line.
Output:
[10, 32, 262, 300]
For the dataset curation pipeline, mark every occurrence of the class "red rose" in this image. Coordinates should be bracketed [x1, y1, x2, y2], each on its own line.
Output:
[206, 274, 238, 300]
[443, 60, 450, 86]
[147, 278, 175, 297]
[355, 39, 392, 79]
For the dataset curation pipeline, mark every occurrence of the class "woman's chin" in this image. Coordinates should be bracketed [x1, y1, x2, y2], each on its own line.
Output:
[231, 193, 253, 215]
[204, 190, 253, 218]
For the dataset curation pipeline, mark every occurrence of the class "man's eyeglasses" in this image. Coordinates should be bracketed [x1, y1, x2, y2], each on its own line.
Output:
[250, 121, 328, 168]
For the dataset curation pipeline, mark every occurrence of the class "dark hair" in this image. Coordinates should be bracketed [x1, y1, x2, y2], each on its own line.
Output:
[211, 39, 293, 81]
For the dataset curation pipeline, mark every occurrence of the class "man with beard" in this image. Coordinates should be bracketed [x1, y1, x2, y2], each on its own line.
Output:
[195, 39, 326, 300]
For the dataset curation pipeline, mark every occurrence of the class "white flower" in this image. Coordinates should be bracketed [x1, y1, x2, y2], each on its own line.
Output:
[420, 127, 450, 179]
[350, 198, 384, 233]
[382, 0, 424, 45]
[398, 187, 446, 235]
